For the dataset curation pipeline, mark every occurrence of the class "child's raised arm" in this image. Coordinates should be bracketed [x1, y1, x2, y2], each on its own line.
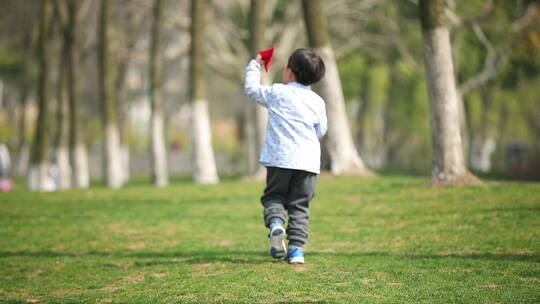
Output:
[244, 57, 273, 107]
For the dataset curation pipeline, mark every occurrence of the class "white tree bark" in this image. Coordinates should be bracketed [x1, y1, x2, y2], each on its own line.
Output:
[422, 27, 475, 183]
[244, 101, 268, 180]
[248, 73, 269, 180]
[470, 137, 495, 173]
[72, 142, 89, 188]
[150, 111, 168, 187]
[28, 161, 56, 192]
[103, 124, 124, 188]
[15, 143, 30, 177]
[363, 111, 388, 170]
[244, 102, 258, 175]
[120, 144, 129, 184]
[316, 45, 372, 176]
[55, 147, 71, 190]
[252, 104, 268, 179]
[191, 100, 219, 184]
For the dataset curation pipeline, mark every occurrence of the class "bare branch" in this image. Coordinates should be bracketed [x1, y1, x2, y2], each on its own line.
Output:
[471, 23, 494, 55]
[386, 16, 422, 73]
[446, 0, 494, 29]
[458, 4, 540, 95]
[52, 0, 69, 29]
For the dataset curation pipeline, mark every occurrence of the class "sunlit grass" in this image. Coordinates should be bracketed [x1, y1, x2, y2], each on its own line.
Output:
[0, 175, 539, 303]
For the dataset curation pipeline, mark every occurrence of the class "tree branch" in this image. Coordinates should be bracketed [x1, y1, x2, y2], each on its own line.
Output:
[445, 0, 494, 29]
[458, 3, 540, 95]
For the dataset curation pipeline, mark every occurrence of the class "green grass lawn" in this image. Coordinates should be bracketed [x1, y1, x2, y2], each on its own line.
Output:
[0, 175, 539, 303]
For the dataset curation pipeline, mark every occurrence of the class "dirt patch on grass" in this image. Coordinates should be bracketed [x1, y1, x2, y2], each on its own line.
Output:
[122, 274, 145, 283]
[195, 263, 211, 271]
[125, 242, 146, 250]
[49, 289, 82, 297]
[107, 223, 122, 233]
[339, 226, 359, 233]
[101, 285, 119, 292]
[292, 265, 308, 272]
[479, 284, 499, 289]
[27, 269, 42, 278]
[214, 292, 239, 302]
[215, 239, 234, 246]
[97, 297, 113, 303]
[49, 289, 68, 298]
[104, 261, 133, 270]
[359, 278, 375, 286]
[150, 272, 168, 278]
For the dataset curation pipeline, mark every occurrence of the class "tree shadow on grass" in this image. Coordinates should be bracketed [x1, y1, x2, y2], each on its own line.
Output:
[0, 249, 270, 265]
[0, 249, 538, 264]
[309, 251, 540, 263]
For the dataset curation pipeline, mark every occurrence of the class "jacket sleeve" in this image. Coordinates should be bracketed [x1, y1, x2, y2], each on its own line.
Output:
[244, 59, 273, 107]
[315, 103, 328, 139]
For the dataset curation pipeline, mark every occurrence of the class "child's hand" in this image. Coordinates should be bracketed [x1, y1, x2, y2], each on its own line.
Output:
[255, 54, 264, 65]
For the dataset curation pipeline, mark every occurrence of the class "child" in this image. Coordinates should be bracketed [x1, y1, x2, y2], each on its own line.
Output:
[244, 48, 327, 264]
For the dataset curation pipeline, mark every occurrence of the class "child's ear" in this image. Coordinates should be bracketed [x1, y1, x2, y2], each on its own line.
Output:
[287, 68, 296, 81]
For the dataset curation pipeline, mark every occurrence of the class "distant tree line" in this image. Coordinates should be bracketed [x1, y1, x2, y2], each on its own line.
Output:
[0, 0, 538, 191]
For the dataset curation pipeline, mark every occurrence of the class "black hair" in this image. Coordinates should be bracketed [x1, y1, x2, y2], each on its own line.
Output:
[287, 48, 325, 86]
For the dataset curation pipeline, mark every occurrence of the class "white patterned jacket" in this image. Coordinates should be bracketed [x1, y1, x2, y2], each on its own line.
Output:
[244, 59, 327, 174]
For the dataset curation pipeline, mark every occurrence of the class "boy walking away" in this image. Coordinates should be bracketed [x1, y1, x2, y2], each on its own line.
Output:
[244, 48, 327, 264]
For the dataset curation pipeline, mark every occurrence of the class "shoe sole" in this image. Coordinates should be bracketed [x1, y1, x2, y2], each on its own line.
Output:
[288, 256, 304, 264]
[269, 226, 286, 259]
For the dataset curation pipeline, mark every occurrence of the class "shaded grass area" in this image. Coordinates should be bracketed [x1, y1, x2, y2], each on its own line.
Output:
[0, 175, 539, 303]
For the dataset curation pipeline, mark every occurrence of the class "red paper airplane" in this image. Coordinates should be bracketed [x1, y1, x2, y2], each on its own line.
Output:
[258, 45, 275, 72]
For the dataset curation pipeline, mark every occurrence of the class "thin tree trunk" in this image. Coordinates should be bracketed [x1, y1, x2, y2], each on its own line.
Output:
[189, 0, 219, 184]
[253, 78, 269, 179]
[149, 0, 169, 187]
[66, 0, 89, 188]
[28, 0, 55, 191]
[98, 0, 123, 188]
[115, 53, 130, 185]
[469, 86, 495, 172]
[54, 59, 71, 190]
[245, 0, 269, 179]
[357, 64, 389, 169]
[114, 5, 142, 185]
[419, 0, 479, 185]
[302, 0, 372, 176]
[15, 33, 32, 178]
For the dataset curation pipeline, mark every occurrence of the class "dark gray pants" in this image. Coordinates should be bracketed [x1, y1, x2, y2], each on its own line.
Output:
[261, 167, 317, 247]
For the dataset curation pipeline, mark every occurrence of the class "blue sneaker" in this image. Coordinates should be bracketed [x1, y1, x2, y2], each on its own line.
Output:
[269, 222, 286, 259]
[284, 246, 304, 264]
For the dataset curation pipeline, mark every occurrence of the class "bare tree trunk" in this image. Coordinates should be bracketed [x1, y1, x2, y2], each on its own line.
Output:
[115, 49, 131, 185]
[253, 76, 269, 180]
[149, 0, 169, 187]
[469, 86, 495, 172]
[419, 0, 479, 185]
[15, 33, 32, 178]
[189, 0, 219, 184]
[302, 0, 372, 176]
[54, 60, 72, 190]
[28, 0, 55, 191]
[357, 64, 390, 169]
[245, 0, 269, 179]
[66, 0, 89, 188]
[16, 111, 30, 177]
[98, 0, 123, 188]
